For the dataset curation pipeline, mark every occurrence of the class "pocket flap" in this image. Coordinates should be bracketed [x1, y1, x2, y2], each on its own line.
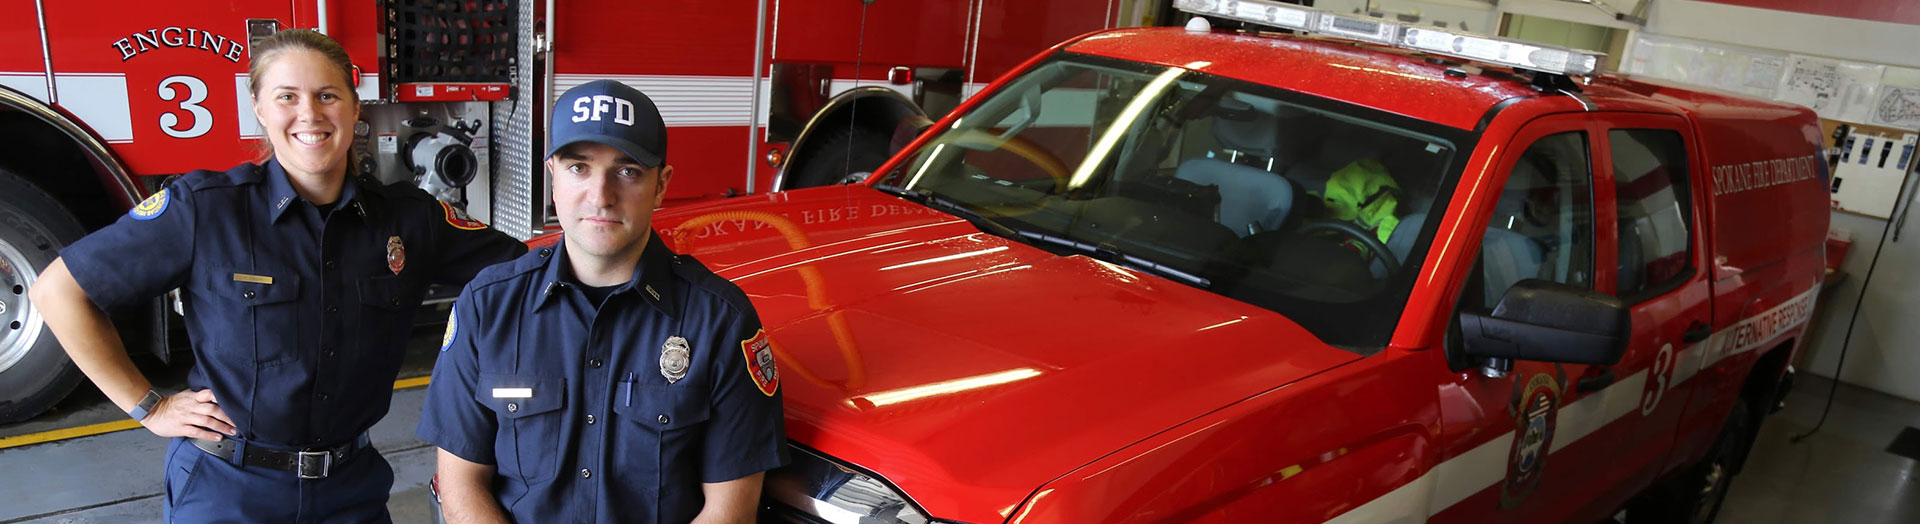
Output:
[359, 275, 421, 310]
[476, 373, 566, 418]
[618, 384, 710, 430]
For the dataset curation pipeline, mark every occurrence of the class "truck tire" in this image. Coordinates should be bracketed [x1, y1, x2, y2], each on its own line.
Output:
[0, 168, 88, 424]
[1627, 401, 1754, 524]
[788, 126, 892, 189]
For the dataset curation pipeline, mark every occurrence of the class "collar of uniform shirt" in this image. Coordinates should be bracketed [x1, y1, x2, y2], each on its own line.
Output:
[533, 234, 680, 318]
[262, 158, 379, 224]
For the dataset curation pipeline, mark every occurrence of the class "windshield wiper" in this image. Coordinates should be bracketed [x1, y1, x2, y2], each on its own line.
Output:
[1014, 231, 1211, 288]
[873, 183, 1022, 240]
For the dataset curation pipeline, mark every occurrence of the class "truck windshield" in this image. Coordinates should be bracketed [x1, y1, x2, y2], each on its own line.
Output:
[873, 53, 1476, 350]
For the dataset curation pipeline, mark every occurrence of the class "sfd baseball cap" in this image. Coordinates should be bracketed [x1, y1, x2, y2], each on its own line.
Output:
[548, 79, 667, 167]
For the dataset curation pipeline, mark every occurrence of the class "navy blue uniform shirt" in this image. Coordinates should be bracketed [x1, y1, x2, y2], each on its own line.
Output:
[418, 236, 786, 524]
[62, 159, 526, 448]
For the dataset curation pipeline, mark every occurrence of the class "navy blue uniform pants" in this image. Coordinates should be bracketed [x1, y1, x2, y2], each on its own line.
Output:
[162, 438, 394, 524]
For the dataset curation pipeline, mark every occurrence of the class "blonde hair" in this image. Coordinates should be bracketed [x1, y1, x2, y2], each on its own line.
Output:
[248, 29, 356, 102]
[246, 29, 358, 163]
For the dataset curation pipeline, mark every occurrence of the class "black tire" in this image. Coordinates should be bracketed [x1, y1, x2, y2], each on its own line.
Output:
[0, 168, 89, 424]
[1626, 401, 1755, 524]
[788, 126, 892, 189]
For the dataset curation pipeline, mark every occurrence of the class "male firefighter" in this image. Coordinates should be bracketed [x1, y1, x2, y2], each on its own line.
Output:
[417, 79, 786, 524]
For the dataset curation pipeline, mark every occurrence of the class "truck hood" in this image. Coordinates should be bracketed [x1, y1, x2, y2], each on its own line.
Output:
[651, 186, 1360, 523]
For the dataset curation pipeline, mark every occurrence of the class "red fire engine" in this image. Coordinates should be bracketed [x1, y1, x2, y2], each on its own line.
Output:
[0, 0, 1127, 423]
[552, 1, 1826, 522]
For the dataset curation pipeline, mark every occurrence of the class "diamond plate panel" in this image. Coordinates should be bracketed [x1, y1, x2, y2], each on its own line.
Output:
[489, 0, 539, 240]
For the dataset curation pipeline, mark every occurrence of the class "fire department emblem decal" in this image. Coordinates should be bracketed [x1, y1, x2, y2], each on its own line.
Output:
[130, 189, 169, 220]
[660, 336, 691, 384]
[740, 329, 779, 396]
[441, 201, 487, 230]
[386, 236, 407, 274]
[1502, 372, 1561, 509]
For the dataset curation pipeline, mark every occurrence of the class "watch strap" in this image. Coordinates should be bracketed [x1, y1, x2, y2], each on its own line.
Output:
[128, 389, 163, 421]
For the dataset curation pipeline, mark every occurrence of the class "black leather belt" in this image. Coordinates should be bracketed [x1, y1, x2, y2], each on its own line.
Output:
[189, 434, 369, 479]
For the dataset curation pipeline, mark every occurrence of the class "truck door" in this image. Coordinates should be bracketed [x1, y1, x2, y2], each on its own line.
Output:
[1588, 115, 1715, 512]
[42, 3, 293, 176]
[1429, 114, 1621, 524]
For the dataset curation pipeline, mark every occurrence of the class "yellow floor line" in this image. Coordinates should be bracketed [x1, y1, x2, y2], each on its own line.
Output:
[0, 375, 434, 451]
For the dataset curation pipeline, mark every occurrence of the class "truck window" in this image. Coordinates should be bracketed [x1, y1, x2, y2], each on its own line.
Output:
[1609, 129, 1693, 300]
[1479, 131, 1594, 309]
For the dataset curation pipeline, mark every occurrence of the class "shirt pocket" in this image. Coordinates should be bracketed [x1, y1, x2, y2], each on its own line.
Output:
[614, 383, 711, 520]
[356, 275, 425, 355]
[198, 267, 302, 366]
[475, 373, 568, 484]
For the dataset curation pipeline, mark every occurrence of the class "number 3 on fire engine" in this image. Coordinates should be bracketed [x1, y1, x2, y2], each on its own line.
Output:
[157, 75, 212, 139]
[1640, 343, 1675, 416]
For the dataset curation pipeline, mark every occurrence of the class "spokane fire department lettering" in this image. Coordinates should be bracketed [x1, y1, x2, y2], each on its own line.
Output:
[1709, 154, 1821, 197]
[112, 27, 245, 63]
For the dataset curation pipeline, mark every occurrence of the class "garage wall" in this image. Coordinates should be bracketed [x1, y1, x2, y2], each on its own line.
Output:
[1643, 0, 1920, 69]
[1631, 1, 1920, 401]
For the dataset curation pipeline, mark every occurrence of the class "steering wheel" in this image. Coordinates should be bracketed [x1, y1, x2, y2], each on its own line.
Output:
[1297, 219, 1401, 276]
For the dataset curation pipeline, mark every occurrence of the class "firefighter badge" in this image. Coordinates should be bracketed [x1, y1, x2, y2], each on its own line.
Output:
[740, 329, 779, 396]
[660, 336, 691, 384]
[386, 235, 406, 274]
[1501, 372, 1561, 509]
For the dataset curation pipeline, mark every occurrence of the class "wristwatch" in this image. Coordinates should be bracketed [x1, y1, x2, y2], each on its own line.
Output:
[128, 389, 163, 421]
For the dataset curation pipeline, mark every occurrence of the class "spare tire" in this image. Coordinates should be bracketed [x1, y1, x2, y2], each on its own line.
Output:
[0, 167, 89, 423]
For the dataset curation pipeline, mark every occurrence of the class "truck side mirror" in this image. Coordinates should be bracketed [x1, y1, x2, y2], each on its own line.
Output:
[1459, 279, 1629, 367]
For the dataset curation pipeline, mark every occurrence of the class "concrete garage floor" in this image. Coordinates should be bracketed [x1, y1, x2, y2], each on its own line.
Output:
[2, 337, 1917, 522]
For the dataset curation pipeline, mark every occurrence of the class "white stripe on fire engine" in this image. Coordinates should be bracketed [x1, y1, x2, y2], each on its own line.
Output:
[554, 74, 763, 127]
[0, 73, 52, 103]
[1324, 287, 1819, 523]
[52, 73, 132, 143]
[555, 75, 994, 127]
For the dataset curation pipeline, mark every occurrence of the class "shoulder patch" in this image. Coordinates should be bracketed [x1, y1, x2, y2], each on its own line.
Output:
[440, 307, 458, 352]
[740, 329, 779, 396]
[130, 189, 170, 220]
[441, 200, 488, 230]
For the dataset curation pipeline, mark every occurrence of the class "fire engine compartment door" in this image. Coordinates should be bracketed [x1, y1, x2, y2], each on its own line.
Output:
[41, 2, 295, 175]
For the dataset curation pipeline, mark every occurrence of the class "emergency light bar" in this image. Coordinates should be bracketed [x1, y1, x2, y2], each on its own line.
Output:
[1174, 0, 1603, 76]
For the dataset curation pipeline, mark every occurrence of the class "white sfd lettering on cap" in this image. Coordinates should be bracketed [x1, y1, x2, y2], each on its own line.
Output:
[571, 96, 592, 123]
[572, 94, 636, 126]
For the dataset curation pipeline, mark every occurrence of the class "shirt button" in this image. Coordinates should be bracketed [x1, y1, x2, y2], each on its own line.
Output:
[390, 297, 401, 306]
[317, 393, 329, 401]
[326, 306, 339, 314]
[539, 248, 552, 257]
[324, 260, 337, 270]
[588, 359, 602, 368]
[580, 468, 592, 479]
[242, 290, 256, 299]
[323, 350, 336, 358]
[506, 402, 518, 413]
[586, 414, 596, 424]
[658, 414, 670, 424]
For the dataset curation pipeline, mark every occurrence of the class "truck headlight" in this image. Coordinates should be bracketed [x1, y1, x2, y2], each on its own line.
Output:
[765, 445, 957, 524]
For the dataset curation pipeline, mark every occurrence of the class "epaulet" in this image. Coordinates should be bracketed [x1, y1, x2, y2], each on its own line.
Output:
[368, 177, 436, 202]
[170, 162, 264, 194]
[465, 244, 556, 292]
[671, 254, 757, 315]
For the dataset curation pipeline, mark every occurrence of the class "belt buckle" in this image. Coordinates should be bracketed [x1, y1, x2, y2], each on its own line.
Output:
[296, 449, 333, 479]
